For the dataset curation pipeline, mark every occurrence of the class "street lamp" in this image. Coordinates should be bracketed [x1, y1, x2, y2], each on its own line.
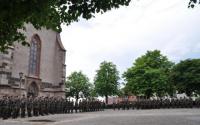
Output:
[19, 72, 23, 97]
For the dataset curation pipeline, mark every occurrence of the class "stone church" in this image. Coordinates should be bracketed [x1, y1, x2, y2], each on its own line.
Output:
[0, 24, 66, 97]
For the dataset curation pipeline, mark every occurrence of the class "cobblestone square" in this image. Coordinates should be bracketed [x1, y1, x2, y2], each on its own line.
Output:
[1, 109, 200, 125]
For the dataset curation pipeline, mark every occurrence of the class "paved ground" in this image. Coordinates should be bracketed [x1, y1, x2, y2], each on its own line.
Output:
[1, 109, 200, 125]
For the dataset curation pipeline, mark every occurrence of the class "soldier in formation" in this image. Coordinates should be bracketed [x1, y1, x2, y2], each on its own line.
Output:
[0, 95, 105, 119]
[112, 97, 200, 110]
[78, 100, 104, 112]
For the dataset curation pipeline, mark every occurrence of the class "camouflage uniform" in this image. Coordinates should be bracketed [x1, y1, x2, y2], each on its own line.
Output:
[20, 95, 26, 118]
[0, 97, 2, 118]
[33, 97, 39, 116]
[27, 96, 33, 117]
[3, 96, 9, 119]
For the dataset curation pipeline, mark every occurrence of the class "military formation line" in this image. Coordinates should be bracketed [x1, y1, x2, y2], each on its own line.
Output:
[111, 98, 200, 110]
[0, 95, 105, 120]
[1, 95, 200, 120]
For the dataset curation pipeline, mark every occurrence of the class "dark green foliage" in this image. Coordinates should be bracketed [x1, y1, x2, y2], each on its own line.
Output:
[0, 0, 131, 51]
[94, 61, 120, 104]
[188, 0, 200, 8]
[170, 59, 200, 96]
[65, 71, 92, 101]
[123, 50, 174, 98]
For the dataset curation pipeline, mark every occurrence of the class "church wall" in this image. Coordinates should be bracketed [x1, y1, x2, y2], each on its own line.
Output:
[11, 24, 61, 86]
[53, 42, 65, 85]
[11, 42, 29, 80]
[0, 86, 26, 96]
[36, 27, 58, 85]
[3, 24, 66, 97]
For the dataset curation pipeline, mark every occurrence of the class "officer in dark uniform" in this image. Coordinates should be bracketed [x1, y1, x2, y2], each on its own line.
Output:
[196, 98, 200, 108]
[20, 95, 26, 118]
[70, 100, 74, 113]
[14, 96, 20, 118]
[117, 101, 121, 110]
[79, 100, 83, 113]
[12, 96, 17, 118]
[49, 97, 53, 114]
[39, 97, 45, 116]
[83, 100, 86, 112]
[6, 96, 10, 118]
[3, 96, 10, 119]
[32, 97, 36, 116]
[8, 96, 13, 118]
[61, 98, 65, 113]
[1, 96, 6, 119]
[47, 97, 51, 114]
[50, 97, 55, 114]
[75, 101, 78, 113]
[16, 96, 21, 118]
[112, 102, 116, 110]
[171, 98, 175, 108]
[66, 99, 70, 113]
[33, 97, 39, 116]
[136, 100, 139, 109]
[56, 98, 60, 114]
[53, 98, 57, 114]
[44, 97, 48, 115]
[27, 96, 33, 117]
[0, 97, 2, 118]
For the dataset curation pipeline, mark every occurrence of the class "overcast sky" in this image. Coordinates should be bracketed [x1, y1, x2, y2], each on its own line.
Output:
[61, 0, 200, 82]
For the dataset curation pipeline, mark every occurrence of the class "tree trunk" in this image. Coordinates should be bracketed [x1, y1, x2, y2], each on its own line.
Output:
[147, 95, 150, 99]
[105, 95, 108, 104]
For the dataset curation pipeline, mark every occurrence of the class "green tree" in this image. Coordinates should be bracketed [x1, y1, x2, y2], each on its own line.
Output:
[123, 50, 174, 98]
[86, 84, 98, 99]
[65, 71, 91, 102]
[1, 1, 196, 51]
[188, 0, 200, 8]
[83, 83, 96, 99]
[94, 61, 120, 104]
[0, 0, 131, 51]
[170, 59, 200, 96]
[117, 86, 131, 97]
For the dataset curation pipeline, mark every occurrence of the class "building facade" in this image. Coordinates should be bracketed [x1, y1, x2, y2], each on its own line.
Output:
[0, 24, 66, 97]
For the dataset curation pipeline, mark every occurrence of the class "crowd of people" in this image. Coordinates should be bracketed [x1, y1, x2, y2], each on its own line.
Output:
[0, 95, 105, 120]
[111, 98, 200, 110]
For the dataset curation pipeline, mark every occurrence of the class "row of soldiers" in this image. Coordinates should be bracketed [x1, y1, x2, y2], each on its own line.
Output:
[0, 95, 105, 120]
[112, 98, 200, 110]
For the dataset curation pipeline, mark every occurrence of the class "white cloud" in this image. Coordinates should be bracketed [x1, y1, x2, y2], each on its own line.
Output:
[61, 0, 200, 82]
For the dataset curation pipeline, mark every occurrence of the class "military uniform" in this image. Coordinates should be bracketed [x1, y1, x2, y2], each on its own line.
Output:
[27, 96, 33, 117]
[33, 97, 39, 116]
[17, 96, 21, 118]
[0, 97, 2, 118]
[20, 95, 26, 118]
[112, 102, 116, 110]
[3, 96, 9, 119]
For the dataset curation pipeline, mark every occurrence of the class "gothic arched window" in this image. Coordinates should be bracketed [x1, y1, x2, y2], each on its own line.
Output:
[29, 35, 41, 76]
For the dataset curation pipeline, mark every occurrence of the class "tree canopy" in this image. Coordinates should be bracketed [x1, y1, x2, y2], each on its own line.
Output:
[0, 0, 131, 51]
[94, 61, 120, 104]
[170, 59, 200, 96]
[188, 0, 200, 8]
[65, 71, 92, 101]
[0, 0, 198, 51]
[123, 50, 174, 98]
